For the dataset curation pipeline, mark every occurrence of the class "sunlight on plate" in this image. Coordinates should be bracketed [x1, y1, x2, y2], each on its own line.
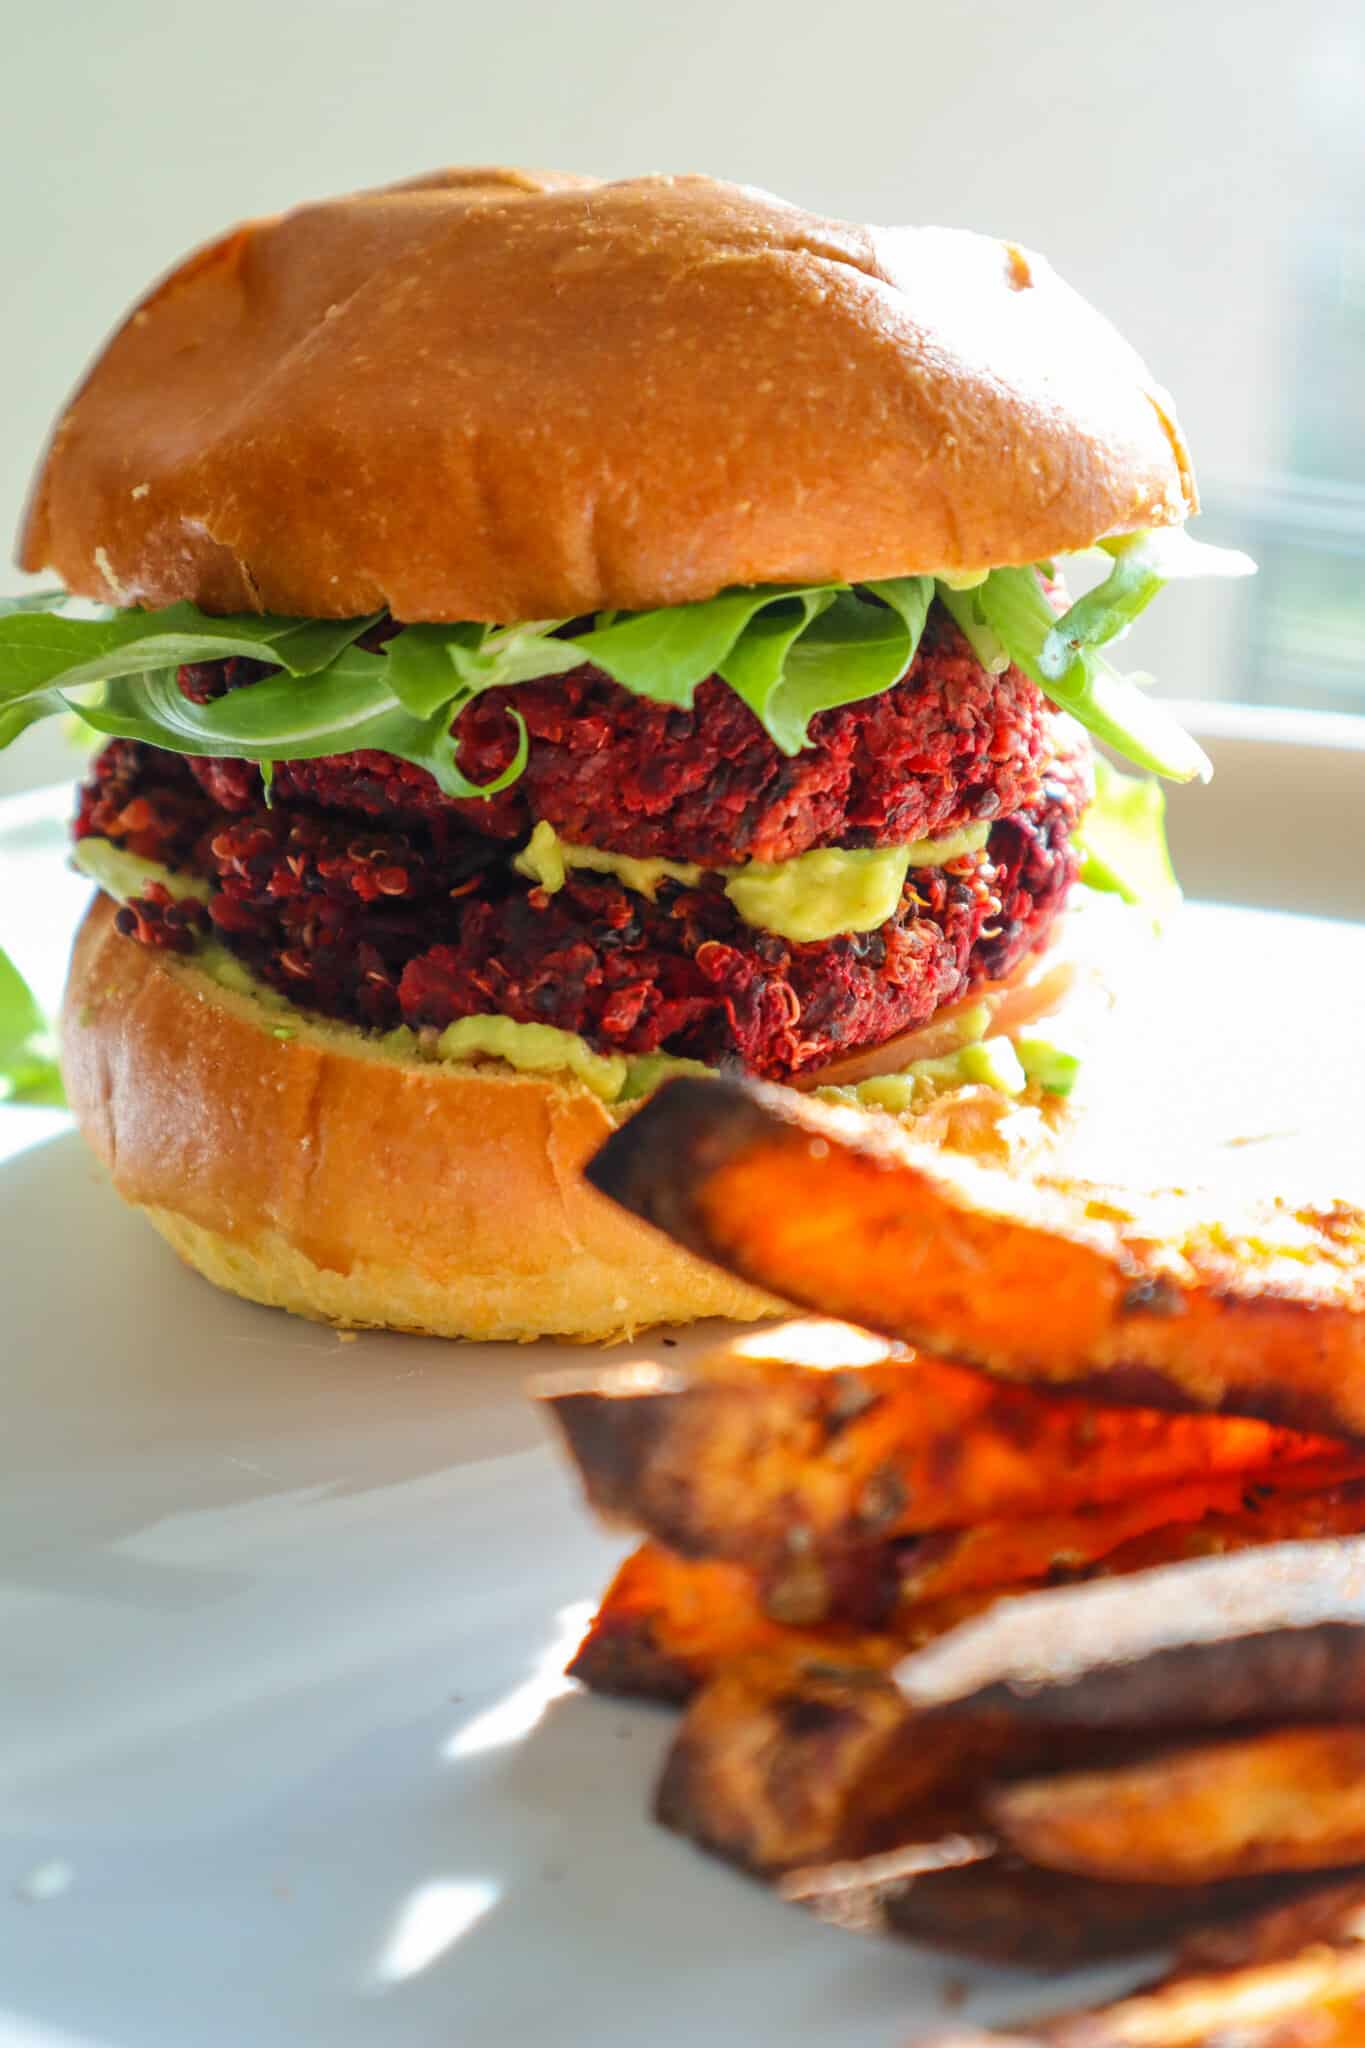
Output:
[730, 1317, 894, 1369]
[370, 1879, 500, 1987]
[443, 1602, 593, 1762]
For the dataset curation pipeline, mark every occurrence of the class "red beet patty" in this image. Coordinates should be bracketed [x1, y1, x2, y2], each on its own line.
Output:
[180, 602, 1053, 867]
[75, 723, 1087, 1079]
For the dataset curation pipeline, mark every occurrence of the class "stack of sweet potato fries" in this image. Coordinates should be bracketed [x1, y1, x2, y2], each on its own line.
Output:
[537, 1076, 1365, 2041]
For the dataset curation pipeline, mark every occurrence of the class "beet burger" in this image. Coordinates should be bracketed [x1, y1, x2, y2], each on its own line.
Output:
[4, 168, 1250, 1338]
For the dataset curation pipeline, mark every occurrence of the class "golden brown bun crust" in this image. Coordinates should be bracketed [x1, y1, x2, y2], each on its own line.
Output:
[60, 896, 1062, 1342]
[22, 167, 1195, 620]
[61, 893, 779, 1340]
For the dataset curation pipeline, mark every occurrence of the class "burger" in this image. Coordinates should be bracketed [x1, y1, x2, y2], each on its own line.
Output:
[2, 167, 1250, 1340]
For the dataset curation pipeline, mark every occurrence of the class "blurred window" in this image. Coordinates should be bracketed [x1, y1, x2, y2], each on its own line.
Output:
[1226, 191, 1365, 710]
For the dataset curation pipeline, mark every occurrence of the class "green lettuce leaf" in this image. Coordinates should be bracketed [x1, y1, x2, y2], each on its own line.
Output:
[0, 943, 64, 1107]
[0, 533, 1240, 794]
[1074, 753, 1182, 923]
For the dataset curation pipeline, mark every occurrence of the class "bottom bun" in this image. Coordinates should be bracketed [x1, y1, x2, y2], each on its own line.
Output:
[61, 894, 1076, 1342]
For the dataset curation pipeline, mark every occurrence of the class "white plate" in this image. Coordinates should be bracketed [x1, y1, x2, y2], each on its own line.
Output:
[3, 780, 1364, 2048]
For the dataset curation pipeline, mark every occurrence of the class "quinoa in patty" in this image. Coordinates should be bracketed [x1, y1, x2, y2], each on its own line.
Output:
[75, 648, 1086, 1080]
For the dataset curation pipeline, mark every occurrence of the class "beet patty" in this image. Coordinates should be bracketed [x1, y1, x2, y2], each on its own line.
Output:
[75, 728, 1087, 1080]
[181, 602, 1052, 867]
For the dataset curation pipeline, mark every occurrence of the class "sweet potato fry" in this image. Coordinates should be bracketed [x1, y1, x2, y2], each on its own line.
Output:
[652, 1631, 1176, 1881]
[1075, 1473, 1365, 1578]
[896, 1535, 1365, 1729]
[917, 1879, 1365, 2042]
[571, 1468, 1365, 1697]
[586, 1077, 1365, 1441]
[787, 1849, 1314, 1971]
[568, 1541, 1047, 1701]
[1172, 1877, 1365, 1970]
[895, 1463, 1365, 1607]
[586, 1557, 1365, 1963]
[655, 1649, 1021, 1875]
[990, 1727, 1365, 1885]
[567, 1545, 807, 1702]
[571, 1471, 1365, 1701]
[539, 1328, 1338, 1577]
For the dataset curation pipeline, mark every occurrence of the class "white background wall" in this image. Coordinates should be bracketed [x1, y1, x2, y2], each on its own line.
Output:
[2, 0, 1356, 794]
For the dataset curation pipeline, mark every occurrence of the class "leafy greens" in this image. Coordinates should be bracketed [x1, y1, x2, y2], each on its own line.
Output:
[1038, 528, 1255, 684]
[1073, 754, 1182, 924]
[0, 531, 1250, 795]
[0, 943, 64, 1106]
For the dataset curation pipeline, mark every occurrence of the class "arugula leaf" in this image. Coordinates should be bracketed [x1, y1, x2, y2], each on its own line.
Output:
[1040, 529, 1256, 682]
[79, 659, 528, 802]
[0, 584, 936, 780]
[1074, 753, 1182, 923]
[78, 653, 392, 754]
[0, 944, 64, 1107]
[577, 590, 786, 707]
[573, 580, 934, 748]
[718, 594, 831, 740]
[384, 623, 490, 717]
[1038, 546, 1166, 677]
[759, 579, 935, 752]
[962, 566, 1213, 784]
[934, 583, 1009, 674]
[0, 534, 1238, 793]
[0, 603, 377, 698]
[448, 623, 582, 698]
[1107, 528, 1257, 581]
[868, 576, 938, 642]
[0, 692, 66, 749]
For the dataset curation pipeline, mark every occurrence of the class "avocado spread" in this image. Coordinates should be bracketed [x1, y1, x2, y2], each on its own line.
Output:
[514, 821, 705, 901]
[75, 833, 1077, 1105]
[72, 839, 212, 907]
[75, 838, 713, 1103]
[513, 820, 991, 945]
[816, 1032, 1030, 1111]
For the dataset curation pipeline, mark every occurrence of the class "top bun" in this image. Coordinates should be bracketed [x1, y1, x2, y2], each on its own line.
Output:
[20, 167, 1196, 622]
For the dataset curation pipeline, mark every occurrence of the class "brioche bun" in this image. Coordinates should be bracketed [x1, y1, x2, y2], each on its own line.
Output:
[60, 893, 1076, 1342]
[22, 167, 1194, 622]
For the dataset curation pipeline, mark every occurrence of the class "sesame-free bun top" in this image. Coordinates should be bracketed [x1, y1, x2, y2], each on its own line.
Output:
[21, 166, 1197, 621]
